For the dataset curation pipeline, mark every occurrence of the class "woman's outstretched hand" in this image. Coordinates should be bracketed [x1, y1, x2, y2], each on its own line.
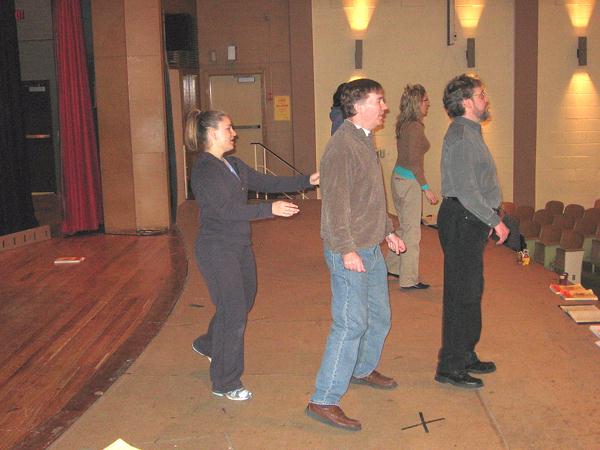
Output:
[272, 201, 300, 217]
[309, 172, 320, 185]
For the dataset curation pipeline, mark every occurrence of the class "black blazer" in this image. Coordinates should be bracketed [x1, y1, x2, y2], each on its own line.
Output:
[191, 152, 311, 245]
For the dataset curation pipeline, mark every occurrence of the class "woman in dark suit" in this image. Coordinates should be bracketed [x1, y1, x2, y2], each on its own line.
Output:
[185, 109, 318, 401]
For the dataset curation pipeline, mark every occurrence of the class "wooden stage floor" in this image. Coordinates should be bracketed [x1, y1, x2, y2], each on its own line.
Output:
[4, 200, 600, 449]
[51, 200, 600, 449]
[0, 231, 187, 449]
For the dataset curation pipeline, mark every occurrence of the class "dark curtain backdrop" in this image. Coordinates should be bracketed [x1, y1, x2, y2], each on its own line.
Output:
[0, 0, 39, 236]
[54, 0, 103, 234]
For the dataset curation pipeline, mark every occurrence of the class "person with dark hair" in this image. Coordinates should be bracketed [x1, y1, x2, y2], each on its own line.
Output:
[329, 82, 347, 135]
[185, 109, 319, 401]
[435, 74, 509, 389]
[306, 79, 405, 431]
[385, 84, 438, 289]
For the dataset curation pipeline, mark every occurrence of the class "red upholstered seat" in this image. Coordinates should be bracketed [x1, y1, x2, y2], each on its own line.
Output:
[533, 209, 554, 227]
[545, 200, 564, 216]
[563, 204, 584, 221]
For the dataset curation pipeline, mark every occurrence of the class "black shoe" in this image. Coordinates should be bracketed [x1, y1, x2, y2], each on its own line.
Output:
[434, 370, 483, 389]
[466, 360, 496, 374]
[401, 282, 430, 290]
[387, 272, 399, 278]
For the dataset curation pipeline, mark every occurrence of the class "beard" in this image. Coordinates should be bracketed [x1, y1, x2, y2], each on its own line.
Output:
[478, 105, 490, 122]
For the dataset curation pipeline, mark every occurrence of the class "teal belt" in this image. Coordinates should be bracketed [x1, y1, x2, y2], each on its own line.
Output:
[393, 165, 415, 180]
[393, 165, 429, 191]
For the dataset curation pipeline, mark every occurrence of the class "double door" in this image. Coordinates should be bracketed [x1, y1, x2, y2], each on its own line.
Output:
[208, 74, 263, 168]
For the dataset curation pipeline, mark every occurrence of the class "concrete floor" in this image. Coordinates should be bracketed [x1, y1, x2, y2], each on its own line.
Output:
[50, 200, 600, 450]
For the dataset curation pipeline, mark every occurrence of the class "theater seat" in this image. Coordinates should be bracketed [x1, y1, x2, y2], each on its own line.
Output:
[591, 226, 600, 272]
[563, 204, 584, 221]
[514, 205, 534, 224]
[545, 200, 564, 216]
[583, 208, 600, 225]
[501, 201, 516, 217]
[575, 217, 599, 262]
[534, 224, 562, 268]
[520, 220, 541, 251]
[553, 230, 584, 284]
[552, 213, 575, 230]
[533, 208, 554, 227]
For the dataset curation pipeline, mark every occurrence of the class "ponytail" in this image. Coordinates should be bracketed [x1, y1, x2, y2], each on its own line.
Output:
[184, 109, 228, 151]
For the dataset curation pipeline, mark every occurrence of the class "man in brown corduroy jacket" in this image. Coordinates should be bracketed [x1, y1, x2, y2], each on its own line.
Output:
[306, 79, 405, 431]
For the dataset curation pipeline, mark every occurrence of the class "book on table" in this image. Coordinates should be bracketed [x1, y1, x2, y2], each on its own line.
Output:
[559, 305, 600, 324]
[549, 283, 598, 301]
[549, 284, 579, 295]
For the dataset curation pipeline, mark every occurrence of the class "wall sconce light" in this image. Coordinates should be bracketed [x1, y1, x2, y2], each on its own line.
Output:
[466, 37, 476, 67]
[227, 45, 237, 61]
[577, 36, 587, 66]
[344, 0, 377, 33]
[355, 40, 363, 69]
[455, 1, 483, 67]
[344, 1, 377, 70]
[566, 0, 595, 29]
[455, 0, 484, 34]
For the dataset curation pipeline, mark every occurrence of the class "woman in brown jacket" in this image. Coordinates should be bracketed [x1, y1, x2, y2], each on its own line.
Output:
[385, 84, 438, 289]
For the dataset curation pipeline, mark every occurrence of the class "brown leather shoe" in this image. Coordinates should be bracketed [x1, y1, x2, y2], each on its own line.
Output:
[350, 370, 398, 390]
[305, 402, 361, 431]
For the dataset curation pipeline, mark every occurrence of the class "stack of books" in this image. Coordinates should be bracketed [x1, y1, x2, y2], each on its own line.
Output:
[550, 283, 600, 325]
[549, 283, 598, 301]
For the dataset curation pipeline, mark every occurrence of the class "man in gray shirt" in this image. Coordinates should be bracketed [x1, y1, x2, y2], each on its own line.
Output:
[435, 74, 509, 389]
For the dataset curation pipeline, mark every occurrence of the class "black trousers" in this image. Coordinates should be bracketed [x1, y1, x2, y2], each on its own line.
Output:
[194, 240, 257, 393]
[437, 198, 490, 373]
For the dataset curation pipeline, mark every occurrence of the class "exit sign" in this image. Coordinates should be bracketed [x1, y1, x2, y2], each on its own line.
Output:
[15, 9, 25, 22]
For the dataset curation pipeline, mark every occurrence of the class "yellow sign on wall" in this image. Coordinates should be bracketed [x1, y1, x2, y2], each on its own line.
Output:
[274, 95, 291, 121]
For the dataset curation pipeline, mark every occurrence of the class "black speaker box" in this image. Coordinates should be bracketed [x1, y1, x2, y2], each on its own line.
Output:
[165, 14, 193, 52]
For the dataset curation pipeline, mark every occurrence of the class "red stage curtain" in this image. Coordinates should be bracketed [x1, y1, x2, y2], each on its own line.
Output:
[53, 0, 102, 234]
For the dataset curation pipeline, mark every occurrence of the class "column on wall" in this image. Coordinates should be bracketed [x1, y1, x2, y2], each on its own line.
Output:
[513, 0, 537, 208]
[91, 0, 170, 233]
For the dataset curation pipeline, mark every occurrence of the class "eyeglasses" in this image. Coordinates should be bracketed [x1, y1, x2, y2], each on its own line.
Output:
[472, 90, 488, 99]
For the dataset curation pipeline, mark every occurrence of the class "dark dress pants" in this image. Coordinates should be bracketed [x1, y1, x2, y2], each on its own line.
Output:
[194, 240, 257, 393]
[437, 198, 490, 373]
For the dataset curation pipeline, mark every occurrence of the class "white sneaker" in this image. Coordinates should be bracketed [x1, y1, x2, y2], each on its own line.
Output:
[212, 387, 253, 401]
[191, 342, 212, 362]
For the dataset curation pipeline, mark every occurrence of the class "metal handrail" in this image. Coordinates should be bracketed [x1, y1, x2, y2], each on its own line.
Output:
[251, 142, 304, 175]
[251, 142, 307, 200]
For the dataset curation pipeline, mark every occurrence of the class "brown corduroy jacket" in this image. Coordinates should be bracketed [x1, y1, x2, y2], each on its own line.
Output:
[320, 120, 393, 254]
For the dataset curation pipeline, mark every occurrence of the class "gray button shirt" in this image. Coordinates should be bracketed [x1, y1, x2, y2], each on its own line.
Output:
[440, 116, 502, 227]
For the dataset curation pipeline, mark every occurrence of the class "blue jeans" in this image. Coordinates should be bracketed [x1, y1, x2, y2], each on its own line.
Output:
[311, 244, 391, 406]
